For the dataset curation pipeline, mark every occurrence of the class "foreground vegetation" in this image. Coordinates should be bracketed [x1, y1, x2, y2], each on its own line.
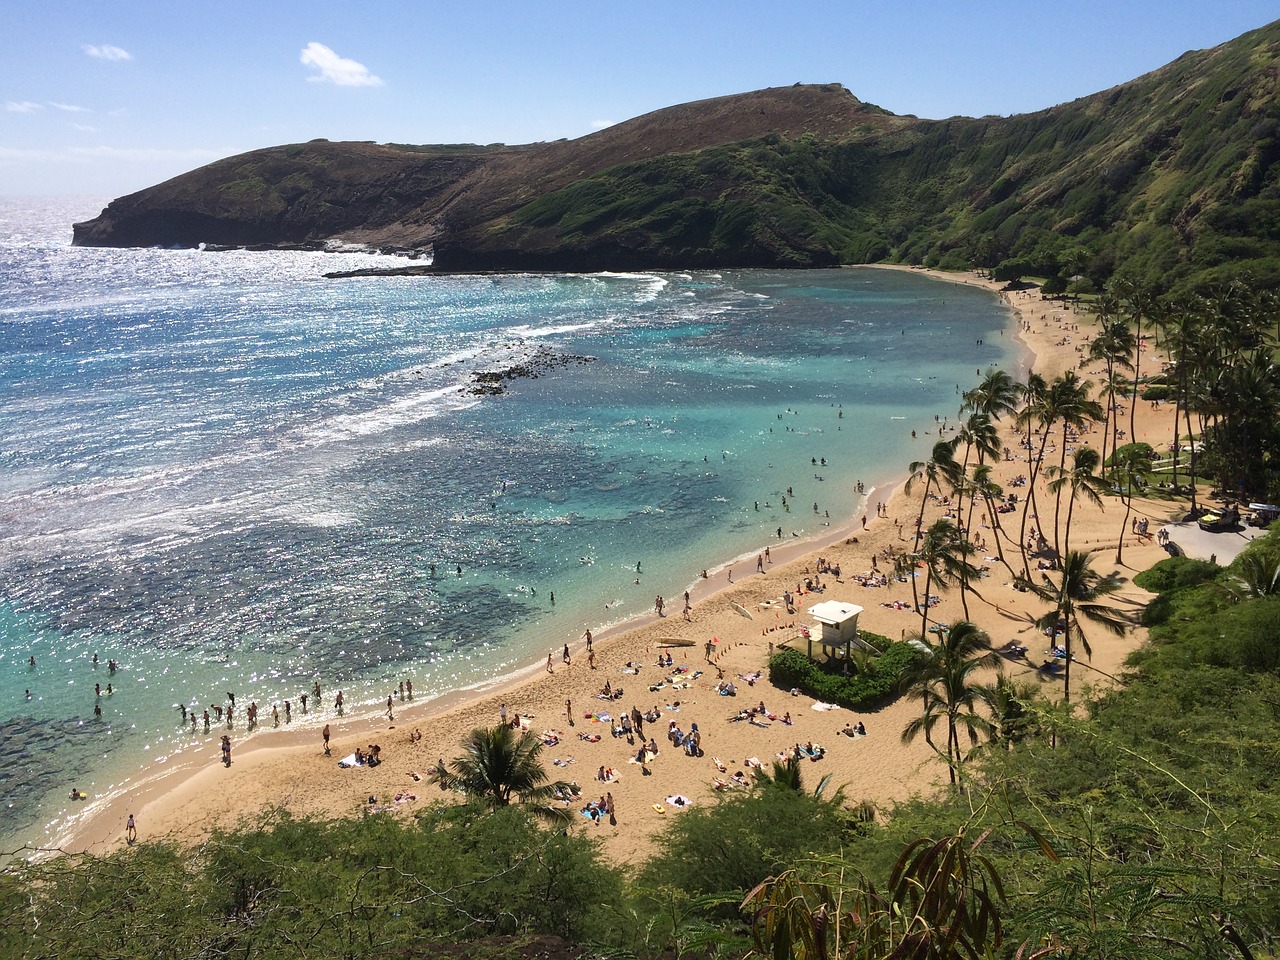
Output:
[10, 533, 1278, 959]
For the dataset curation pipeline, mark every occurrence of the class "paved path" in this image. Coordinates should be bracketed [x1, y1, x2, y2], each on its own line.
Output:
[1161, 521, 1266, 565]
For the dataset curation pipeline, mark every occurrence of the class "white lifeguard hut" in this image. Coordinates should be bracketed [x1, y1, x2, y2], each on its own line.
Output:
[804, 600, 869, 662]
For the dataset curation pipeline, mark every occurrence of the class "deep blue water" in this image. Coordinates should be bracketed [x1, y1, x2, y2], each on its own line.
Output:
[0, 196, 1019, 844]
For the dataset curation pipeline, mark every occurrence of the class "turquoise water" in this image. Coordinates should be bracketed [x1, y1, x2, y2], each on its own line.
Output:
[0, 197, 1019, 844]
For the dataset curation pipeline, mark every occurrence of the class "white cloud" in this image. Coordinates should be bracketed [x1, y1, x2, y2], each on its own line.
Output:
[82, 44, 133, 62]
[50, 102, 90, 113]
[6, 100, 43, 113]
[300, 42, 383, 87]
[590, 119, 616, 130]
[72, 123, 99, 132]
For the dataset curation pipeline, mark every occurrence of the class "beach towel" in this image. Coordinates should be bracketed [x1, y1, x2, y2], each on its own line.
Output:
[665, 794, 693, 808]
[337, 753, 362, 768]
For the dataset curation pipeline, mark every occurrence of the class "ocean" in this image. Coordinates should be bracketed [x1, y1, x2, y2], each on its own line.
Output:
[0, 196, 1019, 846]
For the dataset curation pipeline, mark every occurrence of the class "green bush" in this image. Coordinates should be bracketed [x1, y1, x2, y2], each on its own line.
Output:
[1107, 441, 1155, 468]
[768, 639, 923, 710]
[1133, 556, 1221, 594]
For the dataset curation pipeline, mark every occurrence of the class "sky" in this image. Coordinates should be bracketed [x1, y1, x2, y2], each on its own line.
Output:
[2, 1, 1277, 197]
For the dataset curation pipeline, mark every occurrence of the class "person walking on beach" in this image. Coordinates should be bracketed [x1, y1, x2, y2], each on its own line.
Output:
[284, 700, 291, 723]
[583, 628, 593, 651]
[546, 653, 554, 674]
[126, 813, 137, 844]
[221, 735, 232, 767]
[386, 693, 395, 721]
[566, 697, 574, 727]
[335, 690, 344, 714]
[500, 702, 508, 726]
[588, 649, 596, 670]
[406, 678, 413, 700]
[300, 692, 308, 713]
[563, 644, 571, 667]
[323, 723, 331, 756]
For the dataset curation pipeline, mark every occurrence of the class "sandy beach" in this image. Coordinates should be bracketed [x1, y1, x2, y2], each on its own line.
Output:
[50, 268, 1186, 866]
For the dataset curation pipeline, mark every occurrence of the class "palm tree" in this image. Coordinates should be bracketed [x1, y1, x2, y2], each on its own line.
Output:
[1024, 550, 1131, 706]
[1115, 278, 1156, 449]
[963, 462, 1018, 579]
[1111, 444, 1154, 565]
[1086, 304, 1134, 468]
[1154, 295, 1201, 502]
[900, 620, 1002, 788]
[1044, 373, 1104, 563]
[977, 675, 1040, 747]
[1045, 447, 1108, 559]
[953, 411, 1000, 534]
[430, 724, 571, 821]
[962, 367, 1023, 426]
[904, 438, 961, 613]
[753, 752, 835, 800]
[916, 518, 981, 633]
[1014, 372, 1054, 577]
[1221, 553, 1280, 602]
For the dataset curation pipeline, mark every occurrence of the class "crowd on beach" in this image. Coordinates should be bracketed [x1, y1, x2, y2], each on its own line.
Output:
[51, 269, 1187, 866]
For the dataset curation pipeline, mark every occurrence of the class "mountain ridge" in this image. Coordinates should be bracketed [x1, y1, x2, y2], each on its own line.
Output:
[73, 20, 1280, 292]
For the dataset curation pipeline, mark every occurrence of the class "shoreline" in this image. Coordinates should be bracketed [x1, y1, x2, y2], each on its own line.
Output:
[38, 267, 1179, 866]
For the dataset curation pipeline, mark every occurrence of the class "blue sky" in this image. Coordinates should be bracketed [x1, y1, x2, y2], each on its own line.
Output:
[3, 1, 1277, 197]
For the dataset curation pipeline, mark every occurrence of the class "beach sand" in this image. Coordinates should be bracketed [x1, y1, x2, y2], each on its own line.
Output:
[50, 269, 1186, 867]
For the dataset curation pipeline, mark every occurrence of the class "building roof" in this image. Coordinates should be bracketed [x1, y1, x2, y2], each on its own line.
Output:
[808, 600, 863, 626]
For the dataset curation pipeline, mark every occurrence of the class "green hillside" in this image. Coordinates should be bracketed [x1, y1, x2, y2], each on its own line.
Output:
[455, 20, 1280, 293]
[76, 20, 1280, 295]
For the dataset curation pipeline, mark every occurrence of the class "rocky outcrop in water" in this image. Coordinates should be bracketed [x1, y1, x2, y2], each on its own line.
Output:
[467, 347, 594, 396]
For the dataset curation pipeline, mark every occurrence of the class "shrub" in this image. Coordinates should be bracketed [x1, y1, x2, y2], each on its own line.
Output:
[1133, 556, 1221, 594]
[768, 639, 923, 710]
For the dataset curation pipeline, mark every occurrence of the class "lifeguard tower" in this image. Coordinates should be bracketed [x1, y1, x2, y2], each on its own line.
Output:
[804, 600, 869, 662]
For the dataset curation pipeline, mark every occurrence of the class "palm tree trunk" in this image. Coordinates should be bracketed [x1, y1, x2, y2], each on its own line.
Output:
[919, 566, 934, 637]
[1018, 425, 1053, 578]
[1051, 437, 1070, 561]
[1062, 614, 1075, 705]
[947, 717, 959, 786]
[910, 477, 932, 615]
[1185, 401, 1199, 511]
[1116, 480, 1133, 564]
[980, 487, 1019, 580]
